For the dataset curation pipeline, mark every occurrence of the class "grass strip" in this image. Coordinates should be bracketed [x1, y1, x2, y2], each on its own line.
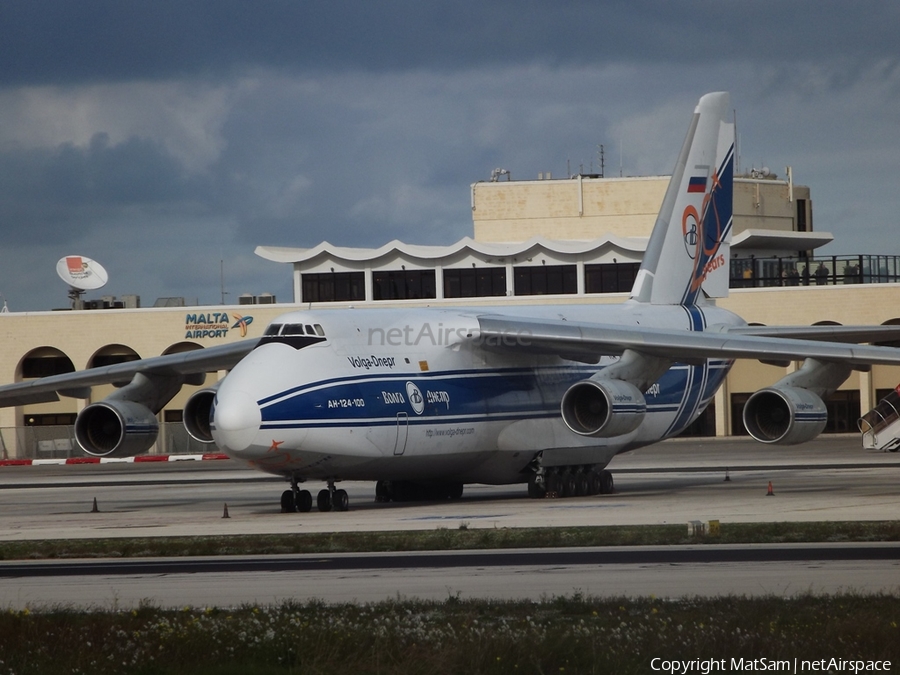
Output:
[1, 520, 899, 561]
[1, 594, 898, 674]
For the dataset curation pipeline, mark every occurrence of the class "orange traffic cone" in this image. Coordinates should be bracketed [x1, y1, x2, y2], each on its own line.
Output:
[766, 481, 774, 496]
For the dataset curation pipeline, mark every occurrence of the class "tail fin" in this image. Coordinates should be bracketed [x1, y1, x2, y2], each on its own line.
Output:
[630, 92, 734, 305]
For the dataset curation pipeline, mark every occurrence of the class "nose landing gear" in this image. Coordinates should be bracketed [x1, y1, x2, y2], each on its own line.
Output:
[281, 476, 343, 513]
[318, 479, 349, 512]
[281, 488, 313, 513]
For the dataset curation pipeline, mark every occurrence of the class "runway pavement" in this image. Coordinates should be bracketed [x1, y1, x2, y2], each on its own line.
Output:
[1, 545, 899, 608]
[0, 435, 898, 540]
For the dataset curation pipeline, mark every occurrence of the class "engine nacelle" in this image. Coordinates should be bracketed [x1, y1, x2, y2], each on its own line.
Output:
[74, 400, 159, 458]
[183, 386, 218, 444]
[742, 386, 827, 445]
[560, 378, 646, 437]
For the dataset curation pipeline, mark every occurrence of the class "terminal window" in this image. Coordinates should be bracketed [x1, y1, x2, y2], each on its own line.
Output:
[301, 272, 365, 303]
[443, 267, 506, 298]
[24, 413, 77, 426]
[91, 353, 141, 368]
[21, 355, 75, 379]
[373, 270, 436, 301]
[513, 264, 577, 296]
[584, 262, 641, 294]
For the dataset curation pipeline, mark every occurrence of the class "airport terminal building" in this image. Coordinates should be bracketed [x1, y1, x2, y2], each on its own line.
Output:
[3, 169, 900, 459]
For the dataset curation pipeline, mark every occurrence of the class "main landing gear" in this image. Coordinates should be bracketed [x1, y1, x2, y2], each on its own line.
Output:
[527, 465, 614, 499]
[281, 477, 348, 513]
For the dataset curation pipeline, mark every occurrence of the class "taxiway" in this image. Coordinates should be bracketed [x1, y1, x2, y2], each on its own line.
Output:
[1, 544, 898, 607]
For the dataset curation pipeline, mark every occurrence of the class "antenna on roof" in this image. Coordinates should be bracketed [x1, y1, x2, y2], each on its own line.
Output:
[220, 259, 228, 304]
[56, 255, 108, 310]
[619, 138, 623, 177]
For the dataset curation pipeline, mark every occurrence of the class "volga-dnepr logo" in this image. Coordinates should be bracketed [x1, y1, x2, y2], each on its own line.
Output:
[406, 381, 425, 415]
[185, 312, 254, 339]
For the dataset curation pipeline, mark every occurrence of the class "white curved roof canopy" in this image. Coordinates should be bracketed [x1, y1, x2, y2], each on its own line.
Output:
[255, 235, 648, 267]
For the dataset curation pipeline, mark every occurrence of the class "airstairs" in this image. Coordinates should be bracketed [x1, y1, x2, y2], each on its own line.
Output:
[859, 386, 900, 452]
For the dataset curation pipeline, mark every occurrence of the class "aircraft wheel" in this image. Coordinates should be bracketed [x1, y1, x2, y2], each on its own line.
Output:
[587, 471, 602, 496]
[280, 489, 296, 513]
[396, 481, 423, 502]
[390, 481, 408, 502]
[375, 480, 390, 502]
[297, 489, 313, 513]
[317, 489, 333, 512]
[334, 489, 350, 512]
[600, 470, 614, 494]
[575, 473, 590, 497]
[447, 482, 464, 500]
[527, 475, 546, 499]
[544, 473, 561, 497]
[560, 472, 577, 498]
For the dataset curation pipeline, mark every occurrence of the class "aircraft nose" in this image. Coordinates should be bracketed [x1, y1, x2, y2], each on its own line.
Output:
[212, 390, 261, 452]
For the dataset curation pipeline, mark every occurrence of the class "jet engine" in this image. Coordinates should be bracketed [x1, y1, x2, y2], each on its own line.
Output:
[742, 358, 851, 445]
[560, 377, 646, 437]
[74, 400, 159, 457]
[73, 370, 191, 458]
[183, 385, 219, 444]
[742, 386, 827, 445]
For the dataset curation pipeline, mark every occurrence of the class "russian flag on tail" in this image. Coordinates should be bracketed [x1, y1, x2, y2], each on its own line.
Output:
[687, 176, 707, 193]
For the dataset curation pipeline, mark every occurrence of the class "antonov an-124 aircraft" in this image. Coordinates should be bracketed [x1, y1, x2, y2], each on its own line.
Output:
[3, 92, 900, 514]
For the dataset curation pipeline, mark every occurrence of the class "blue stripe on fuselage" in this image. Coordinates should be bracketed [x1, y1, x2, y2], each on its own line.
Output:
[660, 306, 730, 437]
[257, 359, 730, 437]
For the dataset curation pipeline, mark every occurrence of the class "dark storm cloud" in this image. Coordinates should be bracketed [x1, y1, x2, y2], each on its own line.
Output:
[0, 133, 206, 244]
[2, 0, 898, 86]
[1, 1, 899, 311]
[202, 70, 613, 251]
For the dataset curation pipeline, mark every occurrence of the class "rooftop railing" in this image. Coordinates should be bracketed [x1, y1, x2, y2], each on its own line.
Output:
[730, 255, 900, 289]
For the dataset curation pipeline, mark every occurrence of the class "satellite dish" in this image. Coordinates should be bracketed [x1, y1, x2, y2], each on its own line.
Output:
[56, 256, 109, 309]
[57, 256, 108, 290]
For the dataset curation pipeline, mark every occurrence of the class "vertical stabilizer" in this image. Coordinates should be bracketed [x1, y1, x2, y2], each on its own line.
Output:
[630, 92, 734, 305]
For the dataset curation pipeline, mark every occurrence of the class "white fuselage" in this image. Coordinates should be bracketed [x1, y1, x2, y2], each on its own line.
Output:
[210, 301, 743, 485]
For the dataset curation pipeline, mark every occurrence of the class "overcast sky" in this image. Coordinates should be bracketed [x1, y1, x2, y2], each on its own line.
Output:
[1, 1, 898, 311]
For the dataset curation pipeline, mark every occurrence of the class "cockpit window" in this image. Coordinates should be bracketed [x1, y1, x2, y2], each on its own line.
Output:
[255, 320, 326, 350]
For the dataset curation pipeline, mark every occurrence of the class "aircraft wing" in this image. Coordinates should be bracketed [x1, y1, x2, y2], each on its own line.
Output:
[0, 339, 258, 407]
[725, 324, 900, 344]
[474, 315, 900, 367]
